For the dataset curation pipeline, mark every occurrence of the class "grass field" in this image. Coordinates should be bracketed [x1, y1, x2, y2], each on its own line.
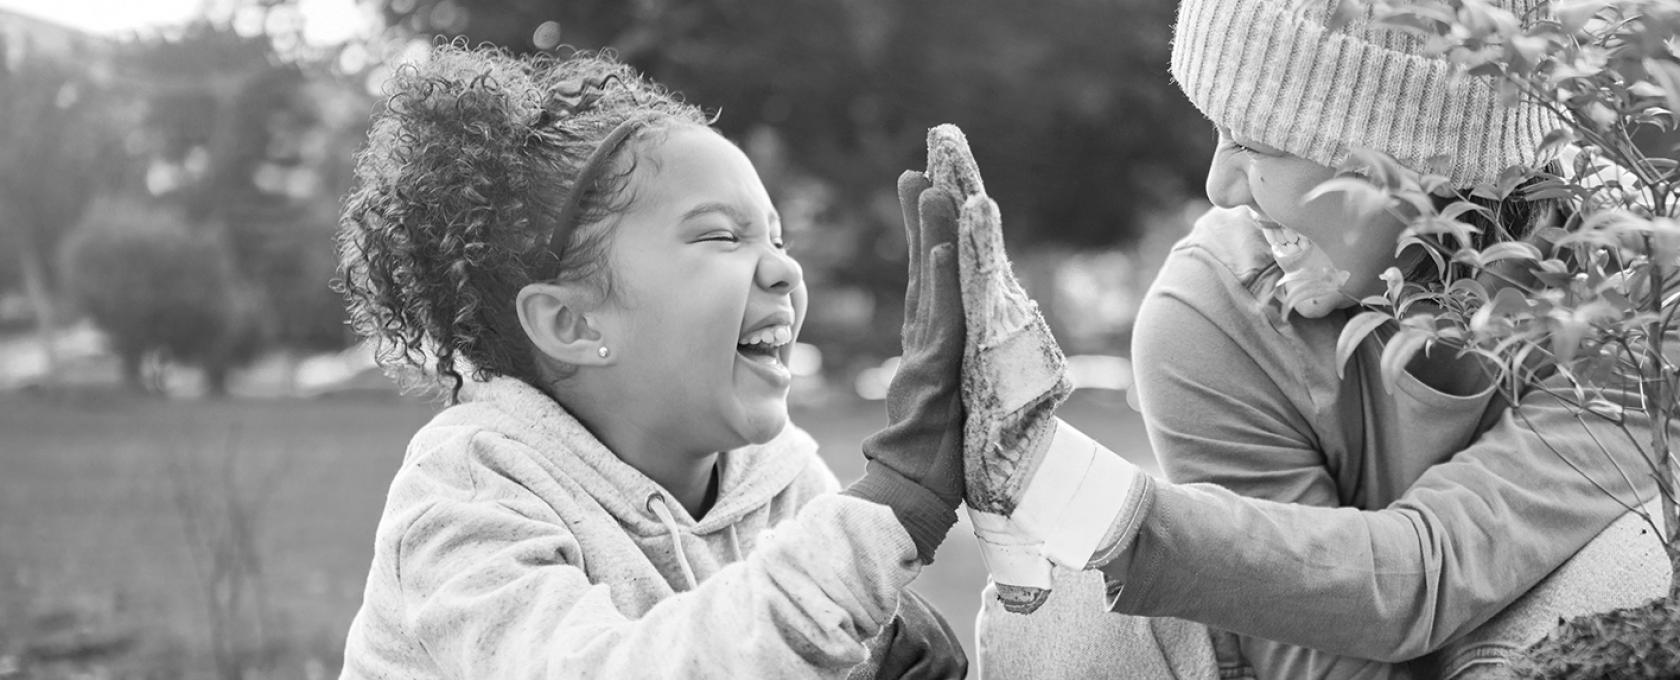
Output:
[0, 387, 1152, 678]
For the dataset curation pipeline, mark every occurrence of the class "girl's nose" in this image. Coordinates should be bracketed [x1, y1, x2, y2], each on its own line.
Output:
[1204, 147, 1252, 210]
[756, 246, 803, 295]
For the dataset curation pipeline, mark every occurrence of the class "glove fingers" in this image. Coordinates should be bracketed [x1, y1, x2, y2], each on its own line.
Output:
[898, 170, 932, 339]
[917, 187, 960, 253]
[914, 188, 960, 348]
[919, 243, 964, 372]
[958, 194, 1072, 516]
[959, 196, 1034, 346]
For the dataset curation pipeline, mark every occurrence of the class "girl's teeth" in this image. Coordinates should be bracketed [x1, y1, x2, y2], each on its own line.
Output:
[742, 325, 792, 346]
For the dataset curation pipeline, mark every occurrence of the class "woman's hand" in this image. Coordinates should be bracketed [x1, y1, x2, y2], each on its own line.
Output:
[931, 124, 1155, 614]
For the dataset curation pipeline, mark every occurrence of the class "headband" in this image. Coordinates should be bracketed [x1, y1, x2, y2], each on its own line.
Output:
[541, 114, 656, 267]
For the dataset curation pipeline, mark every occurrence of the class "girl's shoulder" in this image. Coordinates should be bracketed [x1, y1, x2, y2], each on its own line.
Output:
[731, 423, 838, 499]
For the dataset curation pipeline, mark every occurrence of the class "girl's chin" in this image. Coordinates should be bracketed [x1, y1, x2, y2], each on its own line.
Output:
[733, 404, 790, 445]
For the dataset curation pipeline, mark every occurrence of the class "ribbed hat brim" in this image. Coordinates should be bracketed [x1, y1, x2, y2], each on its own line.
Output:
[1170, 0, 1560, 185]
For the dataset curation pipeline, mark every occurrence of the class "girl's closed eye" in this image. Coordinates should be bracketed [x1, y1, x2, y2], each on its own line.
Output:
[697, 229, 741, 244]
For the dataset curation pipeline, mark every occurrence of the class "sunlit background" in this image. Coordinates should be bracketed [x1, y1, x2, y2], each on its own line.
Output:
[0, 1, 1213, 677]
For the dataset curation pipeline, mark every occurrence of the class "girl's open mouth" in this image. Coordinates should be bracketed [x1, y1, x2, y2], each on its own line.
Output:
[736, 324, 793, 368]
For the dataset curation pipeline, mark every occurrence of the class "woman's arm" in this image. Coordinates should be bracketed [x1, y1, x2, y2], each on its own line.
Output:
[968, 234, 1659, 665]
[1109, 344, 1659, 661]
[1127, 277, 1406, 679]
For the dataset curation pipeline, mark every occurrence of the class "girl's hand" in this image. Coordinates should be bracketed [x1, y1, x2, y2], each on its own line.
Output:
[841, 170, 967, 566]
[858, 589, 968, 680]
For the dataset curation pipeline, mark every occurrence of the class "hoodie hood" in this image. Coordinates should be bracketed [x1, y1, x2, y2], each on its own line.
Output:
[428, 376, 819, 539]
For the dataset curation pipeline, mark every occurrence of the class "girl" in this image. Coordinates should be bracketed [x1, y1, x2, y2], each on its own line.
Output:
[334, 44, 970, 679]
[949, 0, 1672, 678]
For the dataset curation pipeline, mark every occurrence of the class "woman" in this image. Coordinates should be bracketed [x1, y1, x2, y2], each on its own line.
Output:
[950, 0, 1672, 677]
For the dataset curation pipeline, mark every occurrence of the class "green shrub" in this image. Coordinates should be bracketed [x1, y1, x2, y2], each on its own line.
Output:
[1513, 597, 1680, 679]
[58, 195, 262, 394]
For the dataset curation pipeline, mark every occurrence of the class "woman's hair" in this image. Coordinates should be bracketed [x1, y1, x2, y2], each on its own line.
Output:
[1400, 168, 1571, 285]
[335, 43, 711, 402]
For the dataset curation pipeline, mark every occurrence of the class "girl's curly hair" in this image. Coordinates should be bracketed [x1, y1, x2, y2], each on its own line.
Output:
[335, 43, 711, 402]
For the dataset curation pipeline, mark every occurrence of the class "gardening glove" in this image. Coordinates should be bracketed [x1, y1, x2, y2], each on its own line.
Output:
[856, 589, 968, 680]
[928, 124, 1155, 614]
[842, 171, 967, 565]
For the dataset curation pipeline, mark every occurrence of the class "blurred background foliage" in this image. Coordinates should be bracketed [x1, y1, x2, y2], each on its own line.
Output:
[0, 0, 1212, 397]
[12, 2, 1676, 677]
[0, 3, 1207, 674]
[377, 0, 1213, 368]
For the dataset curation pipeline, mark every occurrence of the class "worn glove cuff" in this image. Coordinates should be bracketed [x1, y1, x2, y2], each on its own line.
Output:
[843, 461, 960, 565]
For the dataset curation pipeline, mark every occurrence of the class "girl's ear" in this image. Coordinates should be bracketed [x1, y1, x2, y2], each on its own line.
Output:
[516, 282, 612, 366]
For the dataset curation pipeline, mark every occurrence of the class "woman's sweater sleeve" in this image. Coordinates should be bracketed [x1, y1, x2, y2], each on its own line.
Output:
[1130, 287, 1401, 679]
[1114, 283, 1660, 662]
[392, 456, 918, 679]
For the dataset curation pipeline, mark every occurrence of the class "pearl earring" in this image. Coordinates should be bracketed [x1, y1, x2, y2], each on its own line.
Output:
[597, 346, 610, 359]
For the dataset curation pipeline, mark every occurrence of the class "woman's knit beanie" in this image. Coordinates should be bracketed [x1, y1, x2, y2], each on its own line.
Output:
[1170, 0, 1559, 186]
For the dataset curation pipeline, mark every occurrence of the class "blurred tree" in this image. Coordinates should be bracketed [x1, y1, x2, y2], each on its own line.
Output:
[59, 196, 262, 395]
[122, 22, 309, 223]
[0, 33, 130, 380]
[108, 18, 363, 384]
[366, 0, 1211, 366]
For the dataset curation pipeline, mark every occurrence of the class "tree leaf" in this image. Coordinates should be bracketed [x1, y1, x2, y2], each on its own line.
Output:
[1379, 327, 1431, 394]
[1448, 277, 1491, 303]
[1491, 285, 1533, 315]
[1583, 397, 1624, 422]
[1338, 310, 1392, 379]
[1415, 216, 1483, 249]
[1440, 199, 1495, 222]
[1551, 0, 1604, 35]
[1382, 266, 1406, 302]
[1550, 313, 1589, 364]
[1398, 232, 1450, 276]
[1537, 127, 1577, 161]
[1305, 176, 1391, 220]
[1480, 240, 1545, 265]
[1643, 58, 1680, 124]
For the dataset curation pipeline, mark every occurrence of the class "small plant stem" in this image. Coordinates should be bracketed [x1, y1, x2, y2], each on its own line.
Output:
[1516, 407, 1646, 519]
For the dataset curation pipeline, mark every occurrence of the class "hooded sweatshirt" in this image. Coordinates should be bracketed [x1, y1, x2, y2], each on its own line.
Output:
[339, 377, 921, 680]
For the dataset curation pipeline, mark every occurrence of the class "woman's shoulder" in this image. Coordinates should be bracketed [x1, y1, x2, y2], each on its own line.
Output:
[1143, 207, 1284, 327]
[1138, 207, 1285, 343]
[1174, 206, 1278, 289]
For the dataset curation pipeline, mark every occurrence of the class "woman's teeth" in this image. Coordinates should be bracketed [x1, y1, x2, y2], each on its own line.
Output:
[1258, 226, 1308, 266]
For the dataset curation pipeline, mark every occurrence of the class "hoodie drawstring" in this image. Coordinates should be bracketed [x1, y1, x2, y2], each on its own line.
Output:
[725, 524, 744, 564]
[646, 493, 699, 591]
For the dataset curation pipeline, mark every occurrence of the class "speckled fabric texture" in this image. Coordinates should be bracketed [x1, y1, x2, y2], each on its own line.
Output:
[339, 376, 921, 679]
[977, 569, 1218, 680]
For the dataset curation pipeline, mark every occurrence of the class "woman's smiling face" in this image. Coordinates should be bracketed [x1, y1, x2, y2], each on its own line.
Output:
[587, 124, 807, 455]
[1203, 128, 1408, 314]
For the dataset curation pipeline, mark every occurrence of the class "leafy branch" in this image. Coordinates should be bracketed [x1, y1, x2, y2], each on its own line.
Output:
[1325, 0, 1680, 579]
